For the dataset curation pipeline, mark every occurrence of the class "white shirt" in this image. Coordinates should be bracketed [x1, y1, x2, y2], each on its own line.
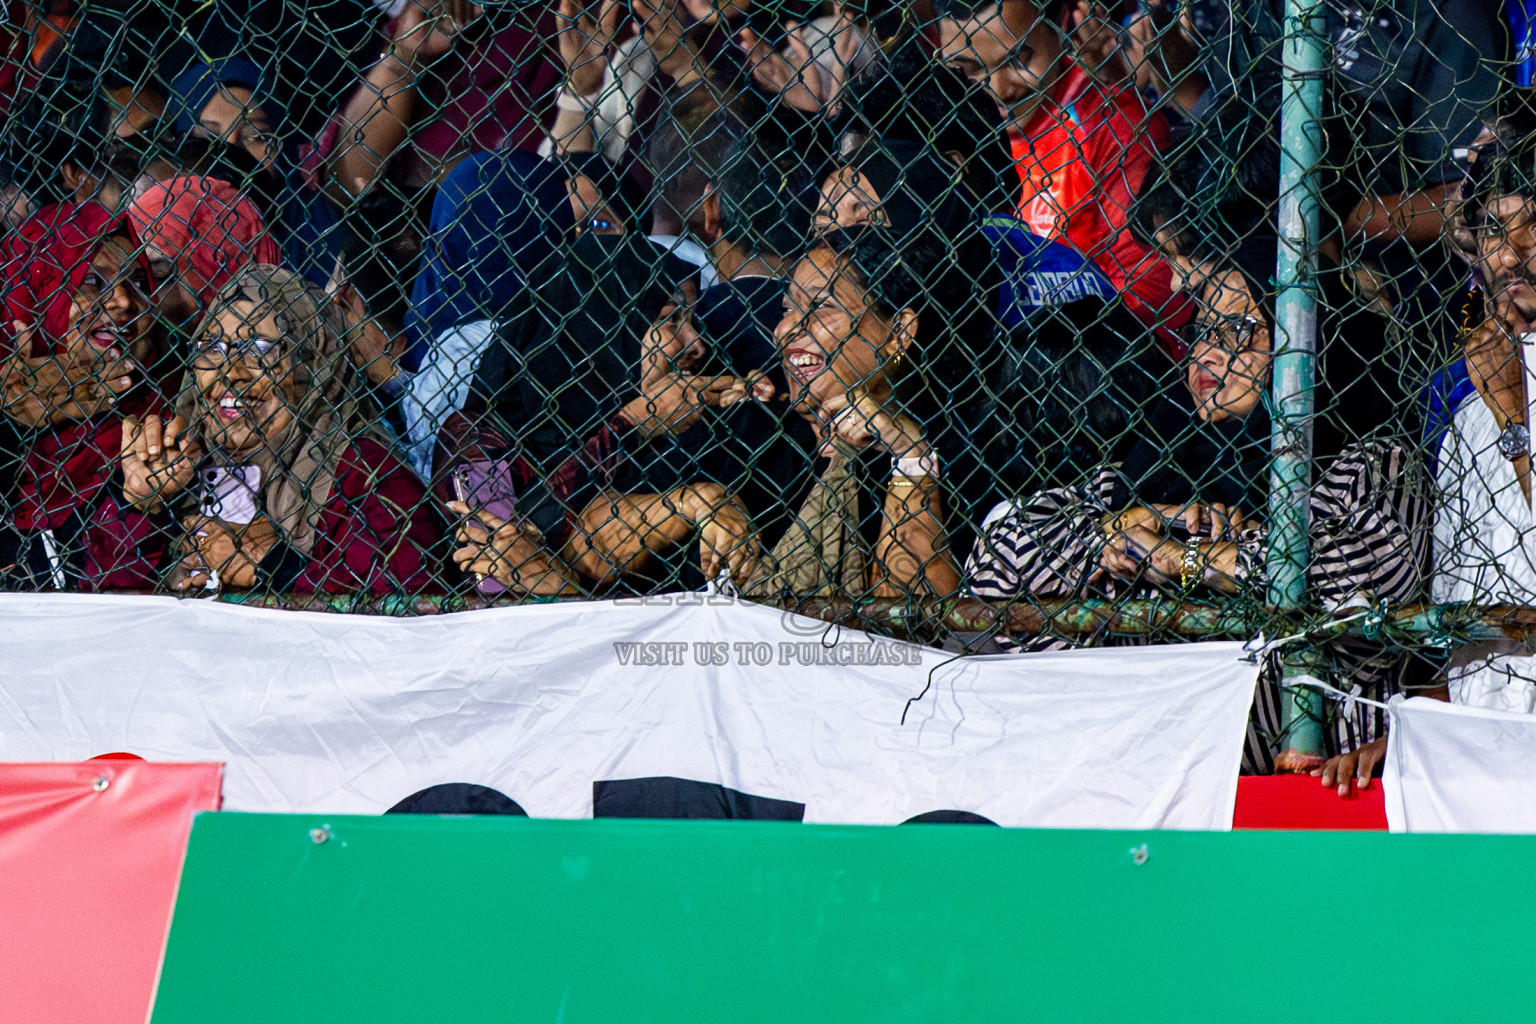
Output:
[1434, 332, 1536, 709]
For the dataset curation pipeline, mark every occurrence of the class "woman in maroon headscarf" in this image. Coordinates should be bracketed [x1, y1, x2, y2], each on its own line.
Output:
[0, 200, 173, 590]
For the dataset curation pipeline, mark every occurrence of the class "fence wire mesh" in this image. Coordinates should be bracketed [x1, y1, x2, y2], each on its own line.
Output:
[0, 0, 1532, 768]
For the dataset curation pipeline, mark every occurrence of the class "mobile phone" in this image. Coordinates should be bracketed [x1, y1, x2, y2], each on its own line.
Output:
[450, 461, 518, 596]
[451, 460, 518, 523]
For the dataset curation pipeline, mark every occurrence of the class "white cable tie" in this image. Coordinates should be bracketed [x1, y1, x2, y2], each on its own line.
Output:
[1243, 606, 1375, 662]
[39, 529, 66, 590]
[699, 567, 740, 599]
[1244, 631, 1308, 661]
[1285, 673, 1391, 712]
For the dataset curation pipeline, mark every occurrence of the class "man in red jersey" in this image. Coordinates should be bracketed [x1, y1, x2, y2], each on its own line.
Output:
[936, 0, 1183, 336]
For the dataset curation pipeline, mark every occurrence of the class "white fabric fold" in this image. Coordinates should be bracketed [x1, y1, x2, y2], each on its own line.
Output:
[0, 593, 1257, 828]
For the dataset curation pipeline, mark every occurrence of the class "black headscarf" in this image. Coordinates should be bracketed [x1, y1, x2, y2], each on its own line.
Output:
[1116, 236, 1278, 515]
[1115, 389, 1272, 515]
[839, 43, 1014, 217]
[836, 136, 976, 245]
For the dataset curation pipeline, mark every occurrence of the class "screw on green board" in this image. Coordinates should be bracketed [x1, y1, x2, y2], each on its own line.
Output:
[150, 814, 1536, 1024]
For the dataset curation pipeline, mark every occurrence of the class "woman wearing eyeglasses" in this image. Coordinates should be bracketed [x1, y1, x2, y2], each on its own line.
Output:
[120, 266, 439, 595]
[968, 262, 1429, 639]
[0, 200, 174, 590]
[967, 263, 1430, 771]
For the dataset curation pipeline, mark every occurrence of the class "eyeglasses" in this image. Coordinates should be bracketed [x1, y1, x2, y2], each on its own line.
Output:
[1182, 315, 1263, 356]
[192, 333, 288, 364]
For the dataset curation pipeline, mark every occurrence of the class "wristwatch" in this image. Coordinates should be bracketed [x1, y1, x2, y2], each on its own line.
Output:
[1498, 422, 1531, 462]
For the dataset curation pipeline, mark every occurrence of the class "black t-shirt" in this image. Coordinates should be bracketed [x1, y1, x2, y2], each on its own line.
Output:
[1194, 0, 1504, 214]
[1325, 0, 1505, 195]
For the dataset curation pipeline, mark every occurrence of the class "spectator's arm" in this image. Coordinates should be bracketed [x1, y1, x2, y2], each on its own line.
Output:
[872, 471, 958, 598]
[329, 0, 479, 203]
[1343, 185, 1455, 246]
[1466, 318, 1532, 504]
[334, 278, 409, 388]
[564, 483, 756, 584]
[1122, 1, 1209, 119]
[548, 0, 624, 157]
[329, 53, 420, 203]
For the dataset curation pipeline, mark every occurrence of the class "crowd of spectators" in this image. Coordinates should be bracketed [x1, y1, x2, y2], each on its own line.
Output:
[0, 0, 1531, 779]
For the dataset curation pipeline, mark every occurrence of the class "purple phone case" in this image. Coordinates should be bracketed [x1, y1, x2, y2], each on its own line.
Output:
[453, 460, 518, 596]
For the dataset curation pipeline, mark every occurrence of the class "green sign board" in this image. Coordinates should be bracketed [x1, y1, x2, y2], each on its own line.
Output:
[152, 813, 1534, 1023]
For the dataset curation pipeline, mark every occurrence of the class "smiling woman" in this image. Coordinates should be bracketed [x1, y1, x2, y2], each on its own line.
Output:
[968, 264, 1430, 613]
[490, 226, 968, 599]
[0, 200, 174, 590]
[965, 261, 1434, 771]
[118, 266, 440, 595]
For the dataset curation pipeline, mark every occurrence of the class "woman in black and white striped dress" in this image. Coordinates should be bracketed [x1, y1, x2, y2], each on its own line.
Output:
[966, 266, 1431, 771]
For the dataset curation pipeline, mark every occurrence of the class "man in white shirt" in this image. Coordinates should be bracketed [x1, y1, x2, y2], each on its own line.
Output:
[1434, 99, 1536, 711]
[1317, 101, 1536, 795]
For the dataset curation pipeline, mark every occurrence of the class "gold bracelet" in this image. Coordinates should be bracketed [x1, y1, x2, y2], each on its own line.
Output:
[1180, 539, 1202, 589]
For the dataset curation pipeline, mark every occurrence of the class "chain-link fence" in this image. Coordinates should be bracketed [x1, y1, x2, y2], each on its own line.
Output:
[0, 0, 1532, 769]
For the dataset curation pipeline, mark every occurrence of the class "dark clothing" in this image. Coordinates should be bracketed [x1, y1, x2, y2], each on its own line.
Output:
[486, 271, 785, 551]
[0, 392, 171, 592]
[694, 275, 789, 389]
[1112, 392, 1273, 518]
[695, 403, 883, 555]
[472, 233, 697, 472]
[242, 437, 439, 595]
[406, 149, 576, 361]
[1190, 0, 1504, 215]
[1325, 0, 1505, 196]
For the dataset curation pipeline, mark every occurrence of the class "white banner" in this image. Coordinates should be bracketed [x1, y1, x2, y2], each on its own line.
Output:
[1385, 695, 1536, 833]
[0, 593, 1257, 829]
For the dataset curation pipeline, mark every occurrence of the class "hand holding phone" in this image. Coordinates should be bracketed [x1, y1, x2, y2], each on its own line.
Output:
[448, 461, 519, 595]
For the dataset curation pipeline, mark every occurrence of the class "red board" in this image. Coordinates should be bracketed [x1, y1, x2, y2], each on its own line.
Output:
[1233, 773, 1387, 830]
[0, 760, 222, 1024]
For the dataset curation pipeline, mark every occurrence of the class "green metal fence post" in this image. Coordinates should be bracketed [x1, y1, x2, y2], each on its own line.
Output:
[1271, 0, 1327, 765]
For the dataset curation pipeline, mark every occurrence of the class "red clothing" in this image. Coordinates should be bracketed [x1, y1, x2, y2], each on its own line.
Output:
[282, 437, 440, 595]
[127, 177, 281, 308]
[1008, 65, 1182, 335]
[13, 390, 170, 589]
[409, 15, 563, 168]
[302, 15, 562, 190]
[2, 201, 144, 356]
[2, 201, 171, 589]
